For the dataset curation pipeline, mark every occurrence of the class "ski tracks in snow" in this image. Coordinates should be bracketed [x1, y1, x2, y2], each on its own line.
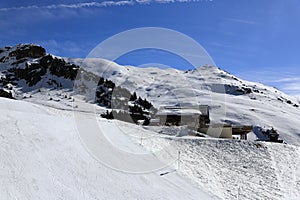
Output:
[268, 143, 300, 199]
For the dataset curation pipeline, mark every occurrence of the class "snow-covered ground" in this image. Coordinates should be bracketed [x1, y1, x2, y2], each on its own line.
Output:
[0, 97, 215, 200]
[1, 97, 299, 199]
[1, 45, 300, 199]
[2, 45, 299, 145]
[69, 58, 300, 146]
[107, 119, 300, 200]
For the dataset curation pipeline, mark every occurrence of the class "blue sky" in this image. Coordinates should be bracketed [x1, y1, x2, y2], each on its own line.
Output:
[1, 0, 300, 97]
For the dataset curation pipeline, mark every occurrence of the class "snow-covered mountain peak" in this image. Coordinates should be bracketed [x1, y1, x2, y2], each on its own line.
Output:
[0, 44, 300, 145]
[1, 44, 300, 199]
[69, 56, 300, 145]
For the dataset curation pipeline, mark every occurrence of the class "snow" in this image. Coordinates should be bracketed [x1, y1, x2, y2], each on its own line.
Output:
[1, 95, 299, 199]
[156, 108, 202, 116]
[1, 47, 300, 199]
[113, 121, 300, 199]
[68, 58, 300, 146]
[0, 97, 215, 200]
[2, 48, 299, 145]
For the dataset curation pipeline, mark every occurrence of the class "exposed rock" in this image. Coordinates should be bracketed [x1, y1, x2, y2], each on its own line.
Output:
[0, 44, 157, 125]
[0, 89, 13, 99]
[8, 44, 46, 60]
[49, 57, 78, 80]
[210, 84, 253, 96]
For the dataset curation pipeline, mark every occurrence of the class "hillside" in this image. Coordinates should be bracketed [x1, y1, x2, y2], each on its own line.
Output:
[116, 119, 300, 200]
[0, 44, 154, 123]
[0, 97, 215, 200]
[1, 97, 299, 200]
[1, 44, 300, 145]
[1, 44, 300, 199]
[69, 57, 300, 145]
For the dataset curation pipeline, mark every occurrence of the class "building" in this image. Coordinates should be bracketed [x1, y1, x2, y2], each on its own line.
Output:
[154, 104, 253, 140]
[232, 126, 253, 140]
[155, 104, 209, 130]
[198, 124, 233, 138]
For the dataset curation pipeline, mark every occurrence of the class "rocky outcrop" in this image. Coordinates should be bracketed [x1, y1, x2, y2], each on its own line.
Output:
[0, 89, 13, 99]
[0, 44, 79, 88]
[0, 44, 157, 124]
[8, 44, 46, 60]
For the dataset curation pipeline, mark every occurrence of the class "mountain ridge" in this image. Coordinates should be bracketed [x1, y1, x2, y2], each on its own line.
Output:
[1, 43, 300, 145]
[67, 55, 300, 145]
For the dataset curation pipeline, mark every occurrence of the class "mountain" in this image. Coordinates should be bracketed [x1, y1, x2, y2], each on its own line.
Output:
[1, 44, 300, 200]
[0, 44, 155, 123]
[0, 85, 299, 200]
[1, 44, 300, 145]
[0, 97, 216, 200]
[67, 58, 300, 145]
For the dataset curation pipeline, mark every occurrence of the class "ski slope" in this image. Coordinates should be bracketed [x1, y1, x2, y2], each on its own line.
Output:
[112, 120, 300, 200]
[0, 97, 215, 200]
[1, 96, 300, 199]
[1, 46, 300, 199]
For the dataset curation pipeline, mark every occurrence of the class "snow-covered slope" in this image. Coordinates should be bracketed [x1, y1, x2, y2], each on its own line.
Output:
[69, 58, 300, 145]
[0, 44, 155, 123]
[116, 120, 300, 200]
[1, 97, 299, 200]
[0, 97, 215, 200]
[1, 44, 299, 145]
[1, 44, 300, 199]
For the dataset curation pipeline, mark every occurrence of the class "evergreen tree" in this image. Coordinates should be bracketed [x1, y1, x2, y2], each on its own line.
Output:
[130, 92, 137, 101]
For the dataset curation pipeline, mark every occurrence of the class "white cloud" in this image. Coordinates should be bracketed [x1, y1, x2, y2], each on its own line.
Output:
[0, 0, 208, 12]
[37, 40, 93, 58]
[270, 80, 300, 98]
[235, 68, 300, 98]
[210, 42, 244, 51]
[225, 17, 257, 25]
[135, 0, 152, 4]
[0, 1, 134, 11]
[280, 81, 300, 93]
[263, 75, 300, 97]
[269, 77, 300, 83]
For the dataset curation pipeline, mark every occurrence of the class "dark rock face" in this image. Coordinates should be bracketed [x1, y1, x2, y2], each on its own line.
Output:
[2, 54, 79, 88]
[95, 77, 156, 124]
[49, 57, 78, 80]
[9, 62, 48, 87]
[0, 89, 13, 99]
[0, 44, 80, 90]
[8, 44, 46, 60]
[210, 84, 253, 96]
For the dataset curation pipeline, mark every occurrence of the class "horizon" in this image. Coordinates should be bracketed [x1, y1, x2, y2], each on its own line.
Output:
[1, 0, 300, 98]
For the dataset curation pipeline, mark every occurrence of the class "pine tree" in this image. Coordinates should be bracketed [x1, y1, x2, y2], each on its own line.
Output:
[130, 92, 137, 101]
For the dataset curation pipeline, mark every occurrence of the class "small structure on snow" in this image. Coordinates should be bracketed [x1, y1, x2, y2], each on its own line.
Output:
[154, 104, 253, 140]
[155, 105, 210, 130]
